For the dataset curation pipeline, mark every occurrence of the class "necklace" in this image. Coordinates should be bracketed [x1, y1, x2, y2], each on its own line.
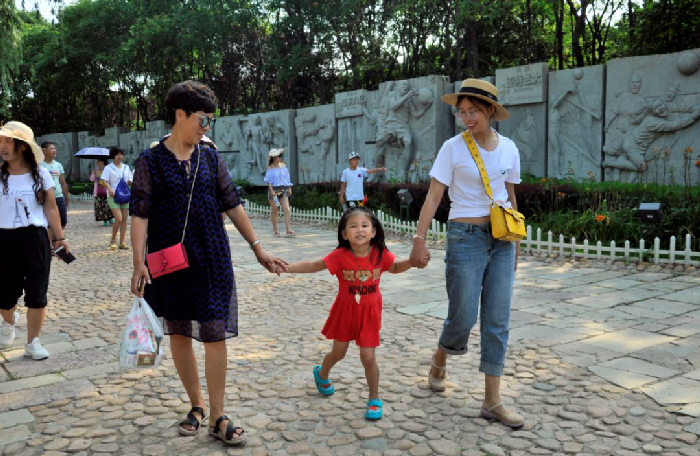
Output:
[352, 247, 372, 304]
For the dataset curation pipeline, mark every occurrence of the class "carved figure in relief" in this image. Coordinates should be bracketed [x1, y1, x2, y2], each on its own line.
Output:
[511, 108, 536, 162]
[549, 71, 601, 177]
[265, 116, 287, 149]
[218, 118, 243, 151]
[295, 114, 317, 154]
[661, 83, 693, 120]
[239, 116, 270, 175]
[603, 73, 648, 166]
[605, 99, 700, 182]
[373, 81, 432, 177]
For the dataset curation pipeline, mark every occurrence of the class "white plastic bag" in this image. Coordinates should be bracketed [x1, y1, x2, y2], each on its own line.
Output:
[119, 297, 164, 369]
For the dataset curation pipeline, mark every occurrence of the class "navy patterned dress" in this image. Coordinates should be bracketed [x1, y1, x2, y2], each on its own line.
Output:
[130, 142, 240, 342]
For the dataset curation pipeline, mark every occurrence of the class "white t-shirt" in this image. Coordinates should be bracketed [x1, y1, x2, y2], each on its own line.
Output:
[430, 132, 521, 219]
[0, 167, 54, 229]
[40, 161, 65, 198]
[100, 163, 133, 190]
[341, 167, 368, 201]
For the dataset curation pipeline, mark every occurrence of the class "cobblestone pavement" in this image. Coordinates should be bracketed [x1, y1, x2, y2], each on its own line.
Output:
[0, 203, 699, 456]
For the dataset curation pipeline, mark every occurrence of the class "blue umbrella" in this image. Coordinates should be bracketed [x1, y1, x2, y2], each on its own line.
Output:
[74, 147, 110, 159]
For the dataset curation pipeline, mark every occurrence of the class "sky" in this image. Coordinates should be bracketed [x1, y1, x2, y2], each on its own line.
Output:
[14, 0, 77, 21]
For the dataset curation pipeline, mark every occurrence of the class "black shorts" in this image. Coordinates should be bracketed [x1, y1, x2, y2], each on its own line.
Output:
[55, 196, 68, 228]
[0, 226, 52, 309]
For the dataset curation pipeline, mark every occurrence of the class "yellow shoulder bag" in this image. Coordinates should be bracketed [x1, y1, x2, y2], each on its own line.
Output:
[461, 131, 526, 242]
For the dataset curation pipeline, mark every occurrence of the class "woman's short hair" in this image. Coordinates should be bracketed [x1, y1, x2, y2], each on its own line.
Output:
[165, 81, 218, 124]
[109, 146, 124, 159]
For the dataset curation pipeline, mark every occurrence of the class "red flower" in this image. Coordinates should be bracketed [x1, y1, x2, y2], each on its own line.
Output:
[595, 215, 606, 222]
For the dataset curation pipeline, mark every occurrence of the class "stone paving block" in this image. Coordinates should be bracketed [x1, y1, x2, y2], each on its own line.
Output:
[567, 294, 634, 309]
[588, 365, 656, 389]
[617, 305, 674, 320]
[4, 347, 115, 379]
[63, 362, 119, 380]
[0, 332, 71, 354]
[661, 321, 700, 338]
[0, 409, 34, 429]
[425, 308, 447, 320]
[0, 373, 64, 394]
[632, 272, 674, 282]
[641, 280, 696, 291]
[395, 302, 444, 316]
[595, 278, 647, 289]
[678, 403, 700, 418]
[580, 328, 676, 354]
[597, 357, 680, 378]
[510, 324, 598, 346]
[663, 286, 700, 304]
[633, 298, 698, 316]
[684, 369, 700, 381]
[0, 378, 94, 412]
[641, 377, 700, 405]
[0, 424, 30, 446]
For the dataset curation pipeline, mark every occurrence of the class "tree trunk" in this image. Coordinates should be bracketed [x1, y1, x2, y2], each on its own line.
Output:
[566, 0, 588, 67]
[555, 0, 564, 69]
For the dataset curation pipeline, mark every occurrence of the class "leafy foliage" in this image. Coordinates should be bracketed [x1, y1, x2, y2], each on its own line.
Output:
[4, 0, 698, 133]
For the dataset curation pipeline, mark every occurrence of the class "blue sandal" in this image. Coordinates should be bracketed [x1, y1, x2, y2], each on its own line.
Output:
[365, 399, 383, 420]
[313, 365, 334, 396]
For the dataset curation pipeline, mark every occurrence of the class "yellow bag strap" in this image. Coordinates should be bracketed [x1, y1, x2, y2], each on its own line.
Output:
[461, 131, 494, 201]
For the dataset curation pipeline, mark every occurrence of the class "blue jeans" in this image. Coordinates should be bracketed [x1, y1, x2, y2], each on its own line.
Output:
[438, 221, 515, 377]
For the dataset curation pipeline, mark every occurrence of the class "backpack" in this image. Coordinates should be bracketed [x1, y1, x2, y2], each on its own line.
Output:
[112, 164, 131, 204]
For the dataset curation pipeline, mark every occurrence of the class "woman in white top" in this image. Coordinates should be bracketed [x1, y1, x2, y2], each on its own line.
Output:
[0, 121, 69, 360]
[264, 148, 294, 236]
[410, 79, 524, 428]
[100, 146, 133, 249]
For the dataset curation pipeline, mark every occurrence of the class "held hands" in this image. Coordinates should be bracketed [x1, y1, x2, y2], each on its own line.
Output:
[131, 263, 151, 298]
[254, 247, 288, 275]
[409, 239, 430, 269]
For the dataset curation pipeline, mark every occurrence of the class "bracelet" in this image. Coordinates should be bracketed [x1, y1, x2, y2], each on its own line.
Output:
[249, 240, 261, 249]
[413, 234, 425, 240]
[52, 238, 65, 242]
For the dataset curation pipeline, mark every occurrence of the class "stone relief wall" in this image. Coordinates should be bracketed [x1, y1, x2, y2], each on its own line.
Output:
[604, 49, 700, 184]
[496, 63, 549, 177]
[32, 49, 700, 186]
[548, 66, 604, 180]
[296, 104, 336, 183]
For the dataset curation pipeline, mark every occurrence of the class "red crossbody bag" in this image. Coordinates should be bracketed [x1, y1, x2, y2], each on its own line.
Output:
[146, 146, 201, 279]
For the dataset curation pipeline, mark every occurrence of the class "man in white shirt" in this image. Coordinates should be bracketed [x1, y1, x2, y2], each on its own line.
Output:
[40, 142, 69, 241]
[339, 151, 386, 210]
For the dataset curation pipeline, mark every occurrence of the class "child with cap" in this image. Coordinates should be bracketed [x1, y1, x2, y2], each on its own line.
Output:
[339, 151, 386, 211]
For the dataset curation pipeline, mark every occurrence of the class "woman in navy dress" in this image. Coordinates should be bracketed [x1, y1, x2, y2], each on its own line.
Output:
[130, 81, 286, 445]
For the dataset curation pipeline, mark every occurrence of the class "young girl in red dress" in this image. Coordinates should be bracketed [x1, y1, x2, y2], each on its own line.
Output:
[283, 206, 412, 420]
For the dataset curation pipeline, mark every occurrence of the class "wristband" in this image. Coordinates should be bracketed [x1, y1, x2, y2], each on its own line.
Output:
[53, 238, 65, 242]
[249, 240, 261, 249]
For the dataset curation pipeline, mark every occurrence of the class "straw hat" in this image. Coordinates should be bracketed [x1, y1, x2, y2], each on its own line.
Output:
[0, 121, 45, 163]
[268, 148, 285, 157]
[441, 79, 509, 121]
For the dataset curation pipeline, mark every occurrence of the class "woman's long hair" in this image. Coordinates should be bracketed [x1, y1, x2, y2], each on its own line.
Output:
[336, 206, 386, 266]
[0, 139, 45, 204]
[268, 155, 283, 167]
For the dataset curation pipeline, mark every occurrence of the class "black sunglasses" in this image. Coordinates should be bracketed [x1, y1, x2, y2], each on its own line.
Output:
[190, 112, 217, 128]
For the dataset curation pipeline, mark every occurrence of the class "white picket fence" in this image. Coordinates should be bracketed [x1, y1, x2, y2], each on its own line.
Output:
[73, 195, 699, 266]
[244, 201, 700, 267]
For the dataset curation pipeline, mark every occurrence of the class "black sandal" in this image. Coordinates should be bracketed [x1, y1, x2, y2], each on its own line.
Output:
[209, 414, 247, 445]
[179, 406, 206, 436]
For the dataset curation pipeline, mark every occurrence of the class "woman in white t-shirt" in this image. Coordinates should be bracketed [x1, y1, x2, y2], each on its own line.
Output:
[0, 121, 69, 360]
[100, 147, 133, 249]
[409, 79, 524, 428]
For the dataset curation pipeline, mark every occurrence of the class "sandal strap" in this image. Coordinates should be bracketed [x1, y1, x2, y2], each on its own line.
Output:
[486, 401, 503, 412]
[213, 414, 229, 435]
[225, 421, 245, 441]
[190, 406, 205, 416]
[367, 399, 383, 408]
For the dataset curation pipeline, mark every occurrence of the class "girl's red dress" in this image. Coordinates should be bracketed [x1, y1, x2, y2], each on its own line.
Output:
[322, 247, 395, 347]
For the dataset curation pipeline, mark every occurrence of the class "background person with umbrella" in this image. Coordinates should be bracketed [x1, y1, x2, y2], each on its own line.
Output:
[75, 147, 113, 226]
